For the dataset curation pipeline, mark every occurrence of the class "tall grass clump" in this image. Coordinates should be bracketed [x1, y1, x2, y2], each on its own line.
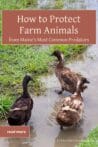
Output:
[79, 127, 98, 147]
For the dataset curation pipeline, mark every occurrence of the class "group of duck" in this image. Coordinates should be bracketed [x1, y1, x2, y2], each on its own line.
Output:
[8, 50, 89, 129]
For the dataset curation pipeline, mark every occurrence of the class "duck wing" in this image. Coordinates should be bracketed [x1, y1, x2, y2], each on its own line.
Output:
[61, 69, 81, 83]
[10, 97, 33, 112]
[61, 96, 83, 113]
[61, 68, 89, 93]
[60, 70, 77, 93]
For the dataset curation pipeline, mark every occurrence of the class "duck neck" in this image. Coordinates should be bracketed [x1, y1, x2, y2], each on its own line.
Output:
[22, 80, 29, 98]
[57, 60, 64, 68]
[56, 54, 64, 68]
[57, 53, 64, 61]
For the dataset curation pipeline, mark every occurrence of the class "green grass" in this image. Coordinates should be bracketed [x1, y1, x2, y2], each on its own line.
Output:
[68, 0, 77, 3]
[78, 127, 98, 147]
[54, 0, 64, 9]
[50, 44, 87, 58]
[0, 45, 51, 94]
[0, 0, 37, 10]
[0, 95, 13, 119]
[0, 0, 67, 10]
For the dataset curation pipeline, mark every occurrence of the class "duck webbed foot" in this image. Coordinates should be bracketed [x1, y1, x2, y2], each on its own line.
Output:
[58, 90, 63, 94]
[60, 125, 63, 130]
[55, 88, 64, 95]
[55, 90, 63, 95]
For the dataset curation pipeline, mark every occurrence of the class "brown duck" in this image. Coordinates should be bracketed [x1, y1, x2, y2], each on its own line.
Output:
[56, 91, 84, 129]
[8, 75, 33, 125]
[51, 50, 89, 94]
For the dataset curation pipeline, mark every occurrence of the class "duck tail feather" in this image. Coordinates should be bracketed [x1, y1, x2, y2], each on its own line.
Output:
[82, 78, 90, 84]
